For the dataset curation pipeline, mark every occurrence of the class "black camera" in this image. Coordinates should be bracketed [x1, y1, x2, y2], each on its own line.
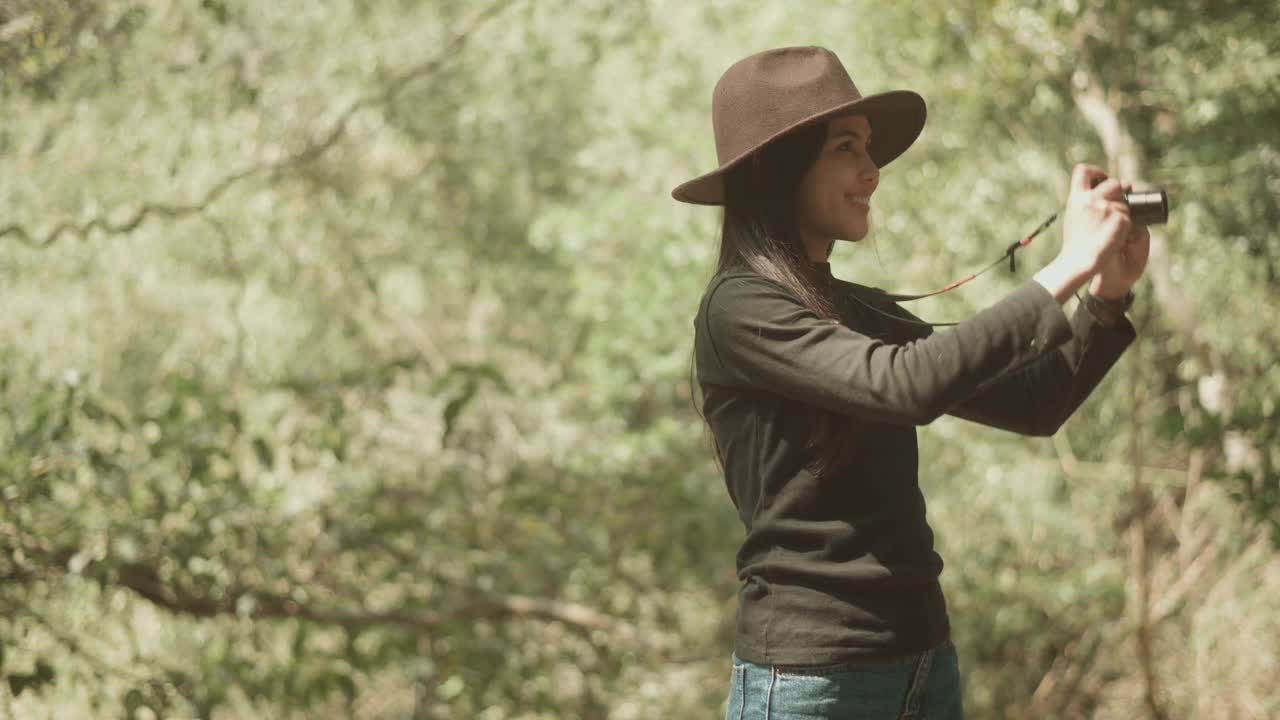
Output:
[1090, 176, 1169, 225]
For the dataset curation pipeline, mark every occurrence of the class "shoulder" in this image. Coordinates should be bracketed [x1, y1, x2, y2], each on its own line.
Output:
[695, 271, 787, 314]
[698, 271, 811, 326]
[830, 278, 932, 340]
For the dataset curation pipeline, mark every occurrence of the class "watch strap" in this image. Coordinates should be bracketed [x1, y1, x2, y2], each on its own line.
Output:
[1082, 288, 1134, 327]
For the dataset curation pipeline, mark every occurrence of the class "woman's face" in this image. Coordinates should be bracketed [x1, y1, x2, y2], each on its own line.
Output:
[795, 113, 880, 251]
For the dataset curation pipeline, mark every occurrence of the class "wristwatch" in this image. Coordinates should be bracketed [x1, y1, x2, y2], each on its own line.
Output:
[1082, 289, 1135, 327]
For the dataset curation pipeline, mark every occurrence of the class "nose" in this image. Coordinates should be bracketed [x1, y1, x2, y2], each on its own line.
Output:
[860, 158, 880, 192]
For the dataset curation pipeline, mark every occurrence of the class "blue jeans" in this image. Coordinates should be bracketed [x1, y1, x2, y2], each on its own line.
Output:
[725, 639, 964, 719]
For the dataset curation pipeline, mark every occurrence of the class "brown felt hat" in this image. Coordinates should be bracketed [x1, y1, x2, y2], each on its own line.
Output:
[672, 46, 927, 206]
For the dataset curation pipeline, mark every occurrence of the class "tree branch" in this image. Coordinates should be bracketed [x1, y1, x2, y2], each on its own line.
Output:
[1071, 65, 1237, 415]
[0, 0, 513, 249]
[109, 560, 664, 652]
[1070, 39, 1172, 719]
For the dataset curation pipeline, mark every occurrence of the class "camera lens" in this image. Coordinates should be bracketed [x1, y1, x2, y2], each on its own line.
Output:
[1126, 190, 1169, 225]
[1088, 175, 1169, 225]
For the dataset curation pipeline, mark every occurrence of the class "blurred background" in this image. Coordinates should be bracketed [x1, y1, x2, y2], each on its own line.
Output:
[1, 1, 1277, 717]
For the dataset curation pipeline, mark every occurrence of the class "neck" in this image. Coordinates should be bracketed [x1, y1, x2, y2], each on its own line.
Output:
[802, 234, 833, 263]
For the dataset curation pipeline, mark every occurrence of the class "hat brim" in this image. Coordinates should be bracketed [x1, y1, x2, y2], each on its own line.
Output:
[671, 90, 927, 206]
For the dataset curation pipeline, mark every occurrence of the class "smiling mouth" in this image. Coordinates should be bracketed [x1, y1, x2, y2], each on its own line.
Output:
[848, 194, 871, 209]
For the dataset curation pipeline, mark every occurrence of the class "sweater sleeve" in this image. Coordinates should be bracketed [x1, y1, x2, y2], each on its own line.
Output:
[699, 273, 1076, 426]
[936, 295, 1137, 435]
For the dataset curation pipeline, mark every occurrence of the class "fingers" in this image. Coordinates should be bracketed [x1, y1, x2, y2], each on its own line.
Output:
[1084, 192, 1130, 231]
[1072, 163, 1109, 191]
[1126, 222, 1150, 246]
[1092, 178, 1126, 202]
[1105, 197, 1131, 218]
[1129, 225, 1152, 265]
[1072, 163, 1133, 202]
[1106, 207, 1133, 238]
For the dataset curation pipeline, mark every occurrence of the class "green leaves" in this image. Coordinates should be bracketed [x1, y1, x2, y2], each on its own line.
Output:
[431, 362, 511, 445]
[0, 0, 1277, 717]
[0, 1, 149, 100]
[7, 659, 55, 698]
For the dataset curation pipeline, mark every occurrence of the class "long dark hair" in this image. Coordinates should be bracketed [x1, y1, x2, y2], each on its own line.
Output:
[689, 119, 864, 481]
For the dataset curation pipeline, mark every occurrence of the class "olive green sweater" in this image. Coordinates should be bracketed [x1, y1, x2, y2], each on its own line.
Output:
[693, 260, 1136, 666]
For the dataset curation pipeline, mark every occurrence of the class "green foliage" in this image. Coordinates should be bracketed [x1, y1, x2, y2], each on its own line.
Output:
[0, 0, 147, 100]
[1, 0, 1277, 717]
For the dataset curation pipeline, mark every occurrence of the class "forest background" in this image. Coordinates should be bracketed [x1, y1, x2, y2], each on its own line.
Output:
[1, 1, 1278, 718]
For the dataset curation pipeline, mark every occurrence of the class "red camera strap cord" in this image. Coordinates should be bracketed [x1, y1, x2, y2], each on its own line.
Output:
[847, 210, 1061, 328]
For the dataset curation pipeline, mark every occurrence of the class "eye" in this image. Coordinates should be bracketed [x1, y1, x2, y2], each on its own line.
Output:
[837, 140, 867, 153]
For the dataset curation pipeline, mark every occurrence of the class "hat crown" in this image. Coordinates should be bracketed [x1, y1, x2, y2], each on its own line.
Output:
[711, 46, 862, 165]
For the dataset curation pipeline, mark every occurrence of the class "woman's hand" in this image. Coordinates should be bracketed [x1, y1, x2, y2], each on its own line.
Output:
[1089, 181, 1151, 299]
[1060, 164, 1133, 277]
[1034, 164, 1134, 304]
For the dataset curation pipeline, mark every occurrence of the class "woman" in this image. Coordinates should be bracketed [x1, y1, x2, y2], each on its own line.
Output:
[674, 46, 1149, 719]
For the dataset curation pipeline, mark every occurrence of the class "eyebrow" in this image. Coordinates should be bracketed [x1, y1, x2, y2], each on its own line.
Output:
[830, 128, 872, 143]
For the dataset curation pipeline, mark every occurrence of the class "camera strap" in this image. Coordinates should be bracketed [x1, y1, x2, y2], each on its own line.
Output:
[847, 210, 1061, 328]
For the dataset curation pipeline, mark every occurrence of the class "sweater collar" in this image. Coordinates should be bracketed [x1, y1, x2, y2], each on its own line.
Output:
[810, 259, 833, 288]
